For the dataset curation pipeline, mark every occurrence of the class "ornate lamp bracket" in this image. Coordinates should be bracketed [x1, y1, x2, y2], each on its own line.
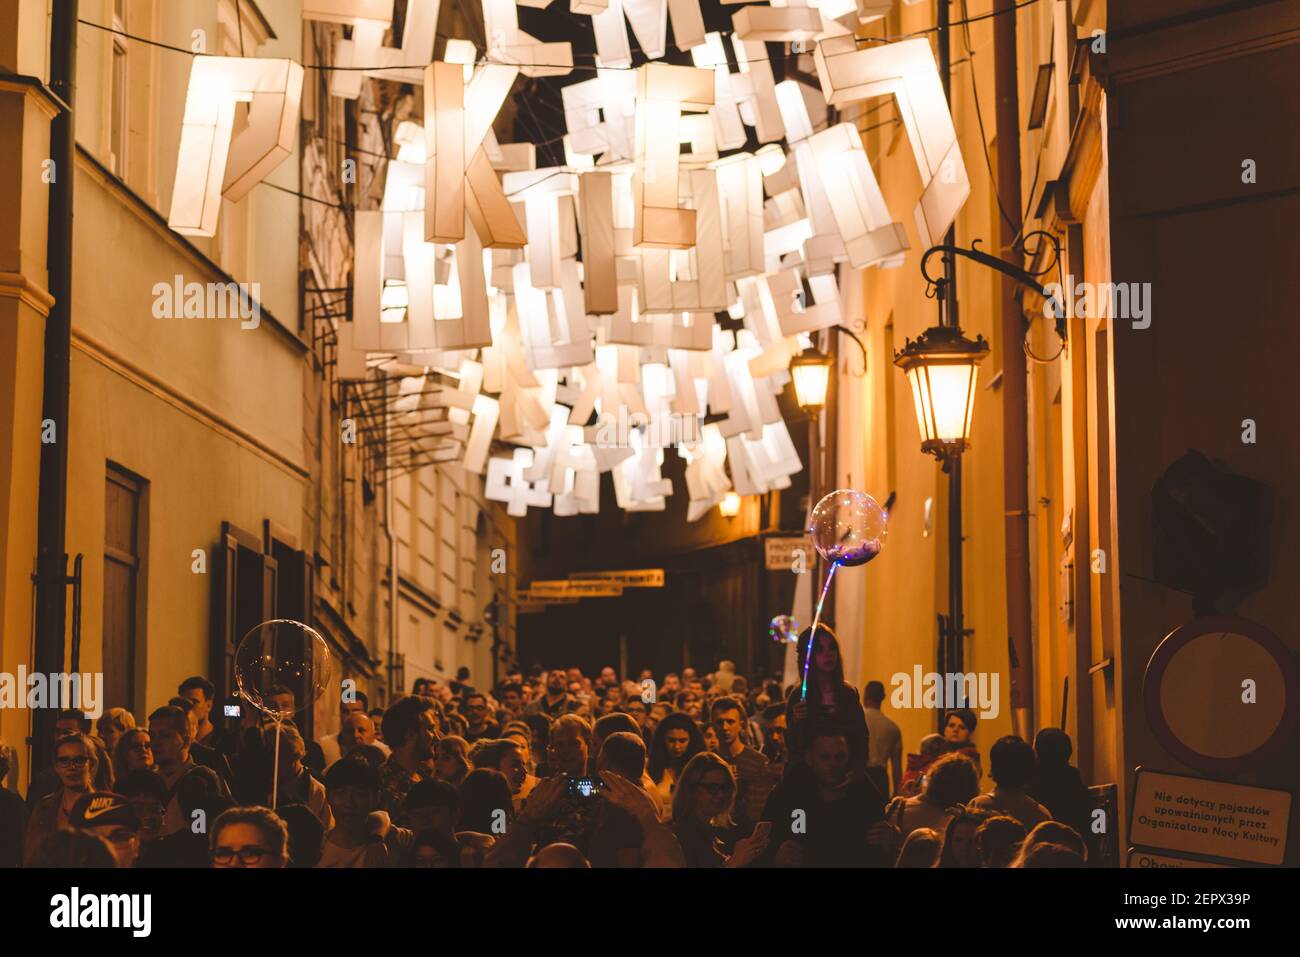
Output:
[920, 230, 1067, 360]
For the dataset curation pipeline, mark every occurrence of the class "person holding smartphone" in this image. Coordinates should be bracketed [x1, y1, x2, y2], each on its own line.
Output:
[671, 753, 770, 867]
[484, 723, 686, 867]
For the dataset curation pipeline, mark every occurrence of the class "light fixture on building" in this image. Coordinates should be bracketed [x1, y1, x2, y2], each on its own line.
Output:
[790, 347, 832, 414]
[719, 491, 741, 518]
[894, 321, 989, 459]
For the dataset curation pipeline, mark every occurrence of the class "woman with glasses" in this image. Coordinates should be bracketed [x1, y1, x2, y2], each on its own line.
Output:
[647, 712, 706, 812]
[113, 728, 155, 778]
[670, 753, 770, 868]
[210, 806, 290, 868]
[22, 733, 99, 865]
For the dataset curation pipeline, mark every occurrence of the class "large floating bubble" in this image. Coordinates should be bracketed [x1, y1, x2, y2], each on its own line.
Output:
[235, 619, 333, 721]
[808, 489, 888, 567]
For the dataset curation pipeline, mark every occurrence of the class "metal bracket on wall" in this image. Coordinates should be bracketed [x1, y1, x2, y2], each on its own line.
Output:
[920, 230, 1067, 362]
[836, 325, 868, 377]
[29, 553, 84, 671]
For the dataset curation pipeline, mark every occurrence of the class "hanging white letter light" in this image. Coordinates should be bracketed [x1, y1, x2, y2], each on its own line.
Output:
[301, 0, 393, 27]
[807, 122, 909, 269]
[632, 63, 714, 249]
[423, 60, 526, 247]
[330, 0, 439, 98]
[168, 56, 304, 237]
[812, 36, 970, 247]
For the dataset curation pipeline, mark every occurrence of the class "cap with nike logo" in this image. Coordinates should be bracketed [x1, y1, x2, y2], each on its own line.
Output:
[70, 791, 140, 831]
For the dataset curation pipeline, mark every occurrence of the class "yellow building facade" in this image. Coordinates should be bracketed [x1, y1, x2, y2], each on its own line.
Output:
[0, 0, 514, 790]
[835, 0, 1300, 864]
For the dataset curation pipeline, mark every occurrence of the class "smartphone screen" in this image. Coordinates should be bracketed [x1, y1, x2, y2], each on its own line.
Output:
[565, 777, 604, 798]
[224, 704, 241, 718]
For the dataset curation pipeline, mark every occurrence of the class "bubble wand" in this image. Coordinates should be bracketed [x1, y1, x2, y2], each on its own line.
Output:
[270, 716, 283, 810]
[799, 562, 839, 702]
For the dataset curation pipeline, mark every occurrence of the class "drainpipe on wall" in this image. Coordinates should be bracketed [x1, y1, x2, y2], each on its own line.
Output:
[993, 0, 1035, 740]
[32, 0, 78, 773]
[385, 380, 398, 703]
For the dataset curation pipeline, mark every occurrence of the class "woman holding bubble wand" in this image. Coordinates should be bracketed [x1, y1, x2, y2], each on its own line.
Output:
[784, 489, 887, 776]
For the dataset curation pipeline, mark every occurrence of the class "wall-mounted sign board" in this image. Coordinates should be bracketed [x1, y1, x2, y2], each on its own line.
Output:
[764, 536, 812, 571]
[516, 591, 580, 604]
[569, 569, 665, 587]
[1128, 767, 1290, 866]
[1127, 848, 1235, 869]
[526, 580, 624, 598]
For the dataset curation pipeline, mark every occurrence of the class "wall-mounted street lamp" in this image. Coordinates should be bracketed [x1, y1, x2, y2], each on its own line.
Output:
[790, 346, 833, 414]
[895, 321, 989, 459]
[888, 2, 1066, 733]
[894, 273, 988, 694]
[894, 229, 1062, 710]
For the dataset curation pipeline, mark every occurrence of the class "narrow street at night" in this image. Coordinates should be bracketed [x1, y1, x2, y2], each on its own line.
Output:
[0, 0, 1295, 940]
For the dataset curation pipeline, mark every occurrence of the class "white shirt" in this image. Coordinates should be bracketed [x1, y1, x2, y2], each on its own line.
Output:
[864, 707, 902, 770]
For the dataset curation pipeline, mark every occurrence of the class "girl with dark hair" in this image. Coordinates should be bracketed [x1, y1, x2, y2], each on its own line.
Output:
[114, 728, 155, 778]
[942, 708, 983, 780]
[647, 712, 707, 811]
[937, 808, 988, 867]
[784, 625, 869, 776]
[457, 768, 515, 835]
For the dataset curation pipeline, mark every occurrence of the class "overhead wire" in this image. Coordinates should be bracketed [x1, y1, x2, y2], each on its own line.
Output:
[79, 0, 1046, 73]
[956, 0, 1019, 237]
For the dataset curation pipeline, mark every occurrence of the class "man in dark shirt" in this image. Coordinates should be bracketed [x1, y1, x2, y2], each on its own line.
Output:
[1028, 727, 1094, 856]
[449, 667, 475, 700]
[711, 696, 774, 840]
[168, 697, 235, 788]
[759, 726, 894, 867]
[178, 676, 242, 767]
[377, 695, 440, 820]
[525, 670, 582, 718]
[462, 693, 502, 743]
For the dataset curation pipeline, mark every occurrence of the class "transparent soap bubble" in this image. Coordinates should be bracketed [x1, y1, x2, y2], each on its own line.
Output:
[808, 489, 888, 567]
[769, 615, 800, 644]
[234, 619, 333, 721]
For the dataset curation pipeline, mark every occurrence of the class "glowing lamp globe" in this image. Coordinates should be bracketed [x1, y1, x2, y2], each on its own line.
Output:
[893, 325, 990, 458]
[790, 348, 832, 413]
[719, 491, 742, 518]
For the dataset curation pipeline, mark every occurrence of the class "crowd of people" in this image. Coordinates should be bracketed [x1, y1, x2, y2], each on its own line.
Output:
[0, 625, 1096, 868]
